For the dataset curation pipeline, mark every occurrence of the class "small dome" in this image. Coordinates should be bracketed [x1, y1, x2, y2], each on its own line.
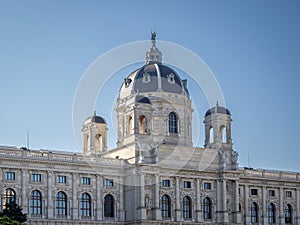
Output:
[84, 112, 106, 125]
[135, 95, 151, 104]
[205, 104, 231, 117]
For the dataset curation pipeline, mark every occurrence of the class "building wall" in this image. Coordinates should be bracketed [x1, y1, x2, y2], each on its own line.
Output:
[0, 147, 300, 225]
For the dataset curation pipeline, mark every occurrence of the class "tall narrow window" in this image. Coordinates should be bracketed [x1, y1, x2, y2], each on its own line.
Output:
[168, 112, 178, 134]
[30, 190, 42, 216]
[3, 188, 16, 209]
[128, 116, 133, 134]
[104, 194, 114, 218]
[203, 197, 212, 219]
[268, 203, 276, 223]
[80, 193, 91, 217]
[183, 196, 192, 219]
[209, 127, 214, 143]
[221, 126, 227, 143]
[285, 204, 292, 224]
[139, 115, 147, 134]
[250, 202, 259, 223]
[161, 195, 171, 218]
[56, 191, 67, 216]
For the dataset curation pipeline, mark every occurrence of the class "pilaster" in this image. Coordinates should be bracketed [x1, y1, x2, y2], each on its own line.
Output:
[96, 174, 102, 220]
[175, 177, 181, 221]
[21, 169, 27, 214]
[153, 174, 161, 220]
[118, 176, 125, 221]
[47, 171, 53, 219]
[72, 172, 78, 220]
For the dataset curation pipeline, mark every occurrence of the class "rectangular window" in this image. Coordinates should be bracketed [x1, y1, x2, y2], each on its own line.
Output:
[251, 189, 258, 195]
[56, 175, 67, 183]
[162, 180, 170, 187]
[269, 190, 275, 197]
[31, 173, 41, 182]
[286, 191, 292, 197]
[104, 178, 114, 187]
[183, 181, 191, 188]
[5, 172, 15, 180]
[81, 177, 91, 185]
[204, 182, 211, 190]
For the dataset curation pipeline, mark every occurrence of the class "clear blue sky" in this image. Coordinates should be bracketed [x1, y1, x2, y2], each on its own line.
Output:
[0, 0, 299, 171]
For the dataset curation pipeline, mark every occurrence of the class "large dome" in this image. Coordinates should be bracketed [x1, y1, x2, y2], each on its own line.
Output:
[119, 63, 189, 99]
[119, 33, 189, 99]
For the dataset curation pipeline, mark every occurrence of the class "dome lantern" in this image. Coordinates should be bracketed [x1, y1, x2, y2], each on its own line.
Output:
[146, 31, 162, 64]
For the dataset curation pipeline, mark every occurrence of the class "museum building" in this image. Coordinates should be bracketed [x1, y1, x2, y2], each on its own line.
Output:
[0, 36, 300, 225]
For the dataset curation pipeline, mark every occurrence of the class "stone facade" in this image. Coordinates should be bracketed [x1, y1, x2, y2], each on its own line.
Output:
[1, 36, 299, 225]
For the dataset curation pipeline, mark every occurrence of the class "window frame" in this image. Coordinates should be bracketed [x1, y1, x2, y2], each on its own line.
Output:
[5, 171, 15, 180]
[182, 196, 192, 219]
[56, 175, 67, 184]
[203, 197, 212, 220]
[162, 179, 170, 188]
[161, 195, 171, 219]
[81, 177, 91, 185]
[29, 190, 42, 216]
[31, 173, 42, 182]
[55, 191, 67, 216]
[183, 181, 191, 189]
[80, 193, 91, 217]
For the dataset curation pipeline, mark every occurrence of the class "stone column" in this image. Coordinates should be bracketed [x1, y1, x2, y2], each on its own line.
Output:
[96, 175, 102, 220]
[222, 178, 228, 223]
[196, 178, 203, 222]
[21, 169, 27, 214]
[244, 185, 250, 224]
[118, 177, 125, 221]
[47, 171, 53, 219]
[233, 180, 241, 223]
[279, 187, 284, 224]
[175, 177, 181, 221]
[138, 173, 146, 219]
[153, 174, 161, 220]
[262, 186, 267, 224]
[72, 173, 78, 220]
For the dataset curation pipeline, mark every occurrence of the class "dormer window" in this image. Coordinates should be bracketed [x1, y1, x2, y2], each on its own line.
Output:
[167, 73, 175, 84]
[142, 72, 151, 83]
[124, 78, 132, 88]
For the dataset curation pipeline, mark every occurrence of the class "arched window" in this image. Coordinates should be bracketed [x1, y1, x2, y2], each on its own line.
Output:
[29, 190, 42, 215]
[3, 188, 16, 209]
[104, 194, 114, 218]
[183, 196, 192, 219]
[80, 193, 91, 217]
[168, 112, 178, 134]
[268, 203, 276, 223]
[139, 115, 147, 134]
[250, 202, 259, 223]
[128, 116, 133, 134]
[56, 191, 67, 216]
[209, 127, 214, 143]
[285, 204, 292, 224]
[161, 195, 171, 218]
[94, 133, 103, 151]
[221, 126, 227, 143]
[203, 197, 212, 219]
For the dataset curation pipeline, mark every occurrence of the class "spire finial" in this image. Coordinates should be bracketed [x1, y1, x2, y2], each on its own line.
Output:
[146, 31, 162, 64]
[215, 101, 219, 113]
[93, 110, 96, 116]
